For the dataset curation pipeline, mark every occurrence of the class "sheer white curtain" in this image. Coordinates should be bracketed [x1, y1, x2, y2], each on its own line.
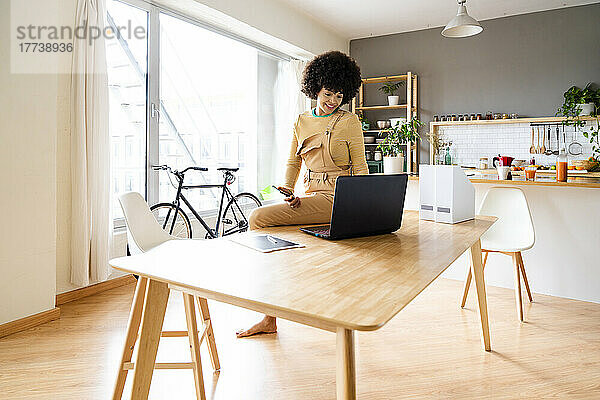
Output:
[273, 58, 308, 191]
[70, 0, 112, 286]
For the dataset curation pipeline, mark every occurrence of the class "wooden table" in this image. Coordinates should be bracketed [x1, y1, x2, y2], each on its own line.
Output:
[109, 211, 495, 399]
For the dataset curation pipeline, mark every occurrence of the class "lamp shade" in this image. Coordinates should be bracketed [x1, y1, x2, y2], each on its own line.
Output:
[442, 4, 483, 38]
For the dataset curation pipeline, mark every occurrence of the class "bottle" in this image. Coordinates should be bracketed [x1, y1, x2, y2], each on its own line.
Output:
[556, 147, 568, 182]
[445, 146, 452, 165]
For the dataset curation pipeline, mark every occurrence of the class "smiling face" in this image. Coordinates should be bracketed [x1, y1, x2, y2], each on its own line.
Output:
[316, 87, 343, 115]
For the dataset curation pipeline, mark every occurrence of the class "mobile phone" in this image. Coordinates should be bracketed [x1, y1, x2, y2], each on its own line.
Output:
[272, 185, 294, 198]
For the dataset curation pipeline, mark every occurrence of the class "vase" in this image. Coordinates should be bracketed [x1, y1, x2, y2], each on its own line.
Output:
[576, 103, 595, 116]
[387, 96, 400, 106]
[383, 155, 405, 174]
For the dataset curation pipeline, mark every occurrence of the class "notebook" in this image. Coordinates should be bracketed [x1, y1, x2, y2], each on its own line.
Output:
[229, 234, 304, 253]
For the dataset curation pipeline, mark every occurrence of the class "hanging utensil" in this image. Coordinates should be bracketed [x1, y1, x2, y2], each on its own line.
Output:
[537, 126, 542, 153]
[530, 127, 536, 154]
[544, 126, 553, 155]
[540, 126, 547, 154]
[568, 125, 583, 156]
[552, 125, 560, 155]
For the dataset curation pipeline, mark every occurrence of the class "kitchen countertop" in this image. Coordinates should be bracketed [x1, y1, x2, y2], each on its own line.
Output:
[466, 169, 600, 188]
[468, 174, 600, 188]
[406, 168, 600, 188]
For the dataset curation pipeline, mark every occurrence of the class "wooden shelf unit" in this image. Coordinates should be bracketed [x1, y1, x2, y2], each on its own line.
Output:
[352, 72, 419, 173]
[428, 115, 598, 164]
[356, 105, 416, 111]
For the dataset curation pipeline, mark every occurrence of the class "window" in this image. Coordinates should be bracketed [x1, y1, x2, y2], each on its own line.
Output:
[106, 0, 148, 222]
[107, 0, 296, 230]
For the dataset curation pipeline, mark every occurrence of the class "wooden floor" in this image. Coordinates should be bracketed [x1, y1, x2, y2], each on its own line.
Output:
[1, 278, 599, 399]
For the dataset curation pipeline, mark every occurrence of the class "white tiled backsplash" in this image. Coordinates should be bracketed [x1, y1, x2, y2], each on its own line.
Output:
[438, 122, 597, 167]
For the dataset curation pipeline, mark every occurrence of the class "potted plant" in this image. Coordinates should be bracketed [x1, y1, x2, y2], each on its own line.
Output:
[557, 83, 600, 119]
[378, 117, 423, 173]
[378, 81, 404, 106]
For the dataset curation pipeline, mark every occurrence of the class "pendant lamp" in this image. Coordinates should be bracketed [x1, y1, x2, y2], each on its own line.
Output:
[441, 0, 483, 38]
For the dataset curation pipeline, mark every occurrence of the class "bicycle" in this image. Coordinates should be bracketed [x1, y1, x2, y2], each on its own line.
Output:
[149, 164, 262, 239]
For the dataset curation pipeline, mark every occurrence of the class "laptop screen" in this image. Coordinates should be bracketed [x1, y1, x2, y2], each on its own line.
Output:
[329, 174, 408, 238]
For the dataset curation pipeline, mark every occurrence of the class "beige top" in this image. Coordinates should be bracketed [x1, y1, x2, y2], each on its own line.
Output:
[284, 109, 369, 190]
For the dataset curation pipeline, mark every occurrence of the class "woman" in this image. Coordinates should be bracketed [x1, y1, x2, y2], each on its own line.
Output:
[236, 51, 368, 338]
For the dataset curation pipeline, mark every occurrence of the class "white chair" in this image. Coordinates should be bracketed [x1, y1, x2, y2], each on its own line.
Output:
[113, 192, 219, 400]
[461, 187, 535, 322]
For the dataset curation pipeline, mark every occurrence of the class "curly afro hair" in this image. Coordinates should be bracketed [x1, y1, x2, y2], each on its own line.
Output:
[301, 51, 362, 106]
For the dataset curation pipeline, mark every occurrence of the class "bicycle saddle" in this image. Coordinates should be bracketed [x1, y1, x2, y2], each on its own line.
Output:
[217, 167, 239, 172]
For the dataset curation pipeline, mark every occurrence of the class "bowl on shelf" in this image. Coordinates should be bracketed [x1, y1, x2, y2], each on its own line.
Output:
[377, 120, 391, 129]
[364, 136, 376, 144]
[389, 117, 406, 127]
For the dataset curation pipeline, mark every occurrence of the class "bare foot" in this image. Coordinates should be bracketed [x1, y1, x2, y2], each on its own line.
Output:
[236, 316, 277, 338]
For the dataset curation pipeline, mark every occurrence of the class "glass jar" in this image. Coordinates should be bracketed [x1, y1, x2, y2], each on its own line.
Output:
[556, 147, 568, 182]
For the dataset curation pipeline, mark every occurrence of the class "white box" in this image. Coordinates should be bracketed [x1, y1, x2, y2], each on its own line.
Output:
[419, 165, 475, 224]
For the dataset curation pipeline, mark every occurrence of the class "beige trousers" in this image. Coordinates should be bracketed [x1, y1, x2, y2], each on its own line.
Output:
[249, 192, 334, 230]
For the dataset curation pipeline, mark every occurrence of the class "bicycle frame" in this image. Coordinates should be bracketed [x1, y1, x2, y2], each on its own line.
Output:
[164, 171, 242, 239]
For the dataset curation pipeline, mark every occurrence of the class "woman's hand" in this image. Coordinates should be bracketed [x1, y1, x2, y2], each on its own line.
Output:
[277, 186, 301, 208]
[286, 196, 301, 208]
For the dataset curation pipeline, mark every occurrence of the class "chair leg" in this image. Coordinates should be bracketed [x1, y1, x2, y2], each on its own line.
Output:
[512, 253, 524, 322]
[517, 252, 533, 302]
[461, 251, 488, 308]
[113, 277, 148, 400]
[196, 297, 220, 371]
[183, 294, 207, 400]
[460, 269, 472, 308]
[130, 280, 170, 400]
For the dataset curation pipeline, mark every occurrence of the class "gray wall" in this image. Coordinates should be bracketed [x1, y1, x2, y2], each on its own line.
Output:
[350, 4, 600, 163]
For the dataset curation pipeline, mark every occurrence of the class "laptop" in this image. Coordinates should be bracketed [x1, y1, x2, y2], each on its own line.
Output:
[300, 174, 408, 240]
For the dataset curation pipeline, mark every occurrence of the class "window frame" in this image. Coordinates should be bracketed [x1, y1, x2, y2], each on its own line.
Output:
[110, 0, 296, 230]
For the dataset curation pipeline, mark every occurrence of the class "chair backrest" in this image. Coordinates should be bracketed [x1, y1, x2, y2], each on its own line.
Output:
[118, 192, 177, 253]
[478, 187, 535, 249]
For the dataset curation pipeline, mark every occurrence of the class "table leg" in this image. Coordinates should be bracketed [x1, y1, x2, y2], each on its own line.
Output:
[196, 296, 220, 371]
[183, 293, 207, 400]
[113, 277, 148, 400]
[469, 239, 491, 352]
[130, 279, 169, 400]
[336, 327, 356, 400]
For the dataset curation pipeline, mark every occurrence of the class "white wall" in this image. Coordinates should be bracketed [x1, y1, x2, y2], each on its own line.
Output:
[0, 1, 57, 324]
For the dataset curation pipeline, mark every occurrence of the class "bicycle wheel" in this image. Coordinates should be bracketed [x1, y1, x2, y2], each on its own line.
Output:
[221, 193, 262, 236]
[150, 203, 193, 239]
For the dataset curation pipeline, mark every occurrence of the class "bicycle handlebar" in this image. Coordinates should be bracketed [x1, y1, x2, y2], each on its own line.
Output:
[152, 165, 208, 174]
[182, 166, 208, 173]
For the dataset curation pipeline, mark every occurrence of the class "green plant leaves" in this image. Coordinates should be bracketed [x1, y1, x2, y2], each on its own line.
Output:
[378, 81, 404, 96]
[376, 117, 423, 157]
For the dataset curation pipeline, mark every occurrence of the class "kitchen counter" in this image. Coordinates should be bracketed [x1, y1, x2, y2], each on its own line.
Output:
[402, 174, 600, 304]
[469, 173, 600, 188]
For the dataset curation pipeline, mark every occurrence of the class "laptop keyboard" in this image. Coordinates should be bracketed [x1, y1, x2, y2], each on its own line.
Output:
[304, 225, 331, 236]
